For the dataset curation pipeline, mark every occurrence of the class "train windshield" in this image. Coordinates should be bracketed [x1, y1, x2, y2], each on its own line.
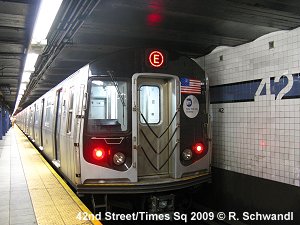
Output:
[87, 80, 128, 133]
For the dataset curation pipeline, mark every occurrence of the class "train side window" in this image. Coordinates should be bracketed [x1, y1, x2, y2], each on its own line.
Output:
[67, 87, 74, 133]
[139, 86, 160, 124]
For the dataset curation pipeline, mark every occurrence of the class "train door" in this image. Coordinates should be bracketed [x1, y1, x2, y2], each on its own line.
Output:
[73, 84, 85, 184]
[32, 104, 36, 140]
[25, 108, 29, 134]
[40, 99, 45, 148]
[54, 89, 63, 164]
[34, 103, 39, 143]
[132, 74, 180, 179]
[29, 106, 34, 137]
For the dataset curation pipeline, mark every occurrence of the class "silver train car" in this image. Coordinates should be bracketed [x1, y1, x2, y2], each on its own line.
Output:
[16, 48, 211, 211]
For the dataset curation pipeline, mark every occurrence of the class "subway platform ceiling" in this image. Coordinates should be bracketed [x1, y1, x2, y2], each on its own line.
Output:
[1, 0, 300, 112]
[0, 0, 39, 111]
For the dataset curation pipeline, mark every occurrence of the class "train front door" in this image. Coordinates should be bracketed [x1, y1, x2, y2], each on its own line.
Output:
[132, 73, 180, 179]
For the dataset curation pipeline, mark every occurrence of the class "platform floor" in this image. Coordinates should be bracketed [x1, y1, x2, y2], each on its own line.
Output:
[0, 127, 101, 225]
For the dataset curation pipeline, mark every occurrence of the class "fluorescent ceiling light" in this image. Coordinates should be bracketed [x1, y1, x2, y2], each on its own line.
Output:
[13, 0, 63, 114]
[21, 72, 31, 83]
[18, 89, 25, 95]
[20, 83, 27, 91]
[31, 0, 63, 44]
[24, 53, 39, 73]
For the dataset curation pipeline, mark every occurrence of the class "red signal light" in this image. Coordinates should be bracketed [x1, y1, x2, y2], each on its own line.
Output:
[147, 13, 163, 26]
[149, 50, 164, 68]
[93, 148, 105, 160]
[193, 143, 205, 154]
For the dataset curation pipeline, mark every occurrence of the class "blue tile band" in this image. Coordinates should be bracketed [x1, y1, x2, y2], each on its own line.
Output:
[210, 73, 300, 103]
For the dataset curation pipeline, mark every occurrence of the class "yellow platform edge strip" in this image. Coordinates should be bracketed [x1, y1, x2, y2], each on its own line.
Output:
[17, 127, 102, 225]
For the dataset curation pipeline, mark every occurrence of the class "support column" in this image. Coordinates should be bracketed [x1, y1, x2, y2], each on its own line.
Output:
[2, 107, 10, 135]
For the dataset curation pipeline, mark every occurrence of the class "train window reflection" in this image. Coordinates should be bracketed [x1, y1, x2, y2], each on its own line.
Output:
[140, 86, 160, 124]
[87, 80, 128, 133]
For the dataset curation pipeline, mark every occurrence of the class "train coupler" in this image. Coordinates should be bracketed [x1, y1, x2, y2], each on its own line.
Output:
[148, 194, 175, 213]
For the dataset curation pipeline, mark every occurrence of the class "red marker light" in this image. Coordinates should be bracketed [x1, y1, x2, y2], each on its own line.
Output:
[147, 13, 163, 26]
[149, 50, 164, 68]
[93, 148, 105, 160]
[193, 143, 205, 154]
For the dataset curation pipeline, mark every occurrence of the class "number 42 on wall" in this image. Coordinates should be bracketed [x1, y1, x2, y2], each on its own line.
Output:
[254, 73, 293, 101]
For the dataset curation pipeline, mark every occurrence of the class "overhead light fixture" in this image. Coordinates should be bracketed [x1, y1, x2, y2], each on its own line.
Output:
[32, 0, 63, 45]
[19, 83, 27, 91]
[21, 72, 31, 83]
[18, 89, 25, 95]
[24, 53, 39, 73]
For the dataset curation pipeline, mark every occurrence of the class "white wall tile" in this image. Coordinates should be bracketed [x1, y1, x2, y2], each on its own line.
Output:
[196, 28, 300, 187]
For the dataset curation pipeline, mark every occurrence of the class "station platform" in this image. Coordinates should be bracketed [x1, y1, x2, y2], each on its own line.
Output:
[0, 127, 102, 225]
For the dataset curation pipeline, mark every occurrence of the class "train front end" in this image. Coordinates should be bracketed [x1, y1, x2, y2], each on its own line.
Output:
[78, 49, 211, 196]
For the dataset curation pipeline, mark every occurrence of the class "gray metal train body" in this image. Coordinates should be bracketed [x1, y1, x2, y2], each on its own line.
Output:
[16, 48, 211, 207]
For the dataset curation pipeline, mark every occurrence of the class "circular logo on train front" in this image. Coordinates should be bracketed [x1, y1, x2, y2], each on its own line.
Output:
[183, 95, 199, 118]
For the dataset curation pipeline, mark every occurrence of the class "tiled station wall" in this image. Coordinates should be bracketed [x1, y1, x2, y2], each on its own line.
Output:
[196, 28, 300, 187]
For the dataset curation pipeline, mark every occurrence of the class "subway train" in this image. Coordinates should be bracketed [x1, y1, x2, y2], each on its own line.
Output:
[16, 48, 211, 212]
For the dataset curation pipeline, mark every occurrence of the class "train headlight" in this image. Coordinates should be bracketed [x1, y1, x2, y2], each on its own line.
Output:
[182, 149, 193, 161]
[113, 152, 126, 165]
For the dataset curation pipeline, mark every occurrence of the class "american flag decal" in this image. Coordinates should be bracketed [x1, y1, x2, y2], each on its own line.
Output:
[180, 78, 202, 94]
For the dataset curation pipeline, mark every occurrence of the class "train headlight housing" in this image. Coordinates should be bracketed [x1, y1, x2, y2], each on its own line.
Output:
[182, 149, 193, 161]
[113, 152, 126, 165]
